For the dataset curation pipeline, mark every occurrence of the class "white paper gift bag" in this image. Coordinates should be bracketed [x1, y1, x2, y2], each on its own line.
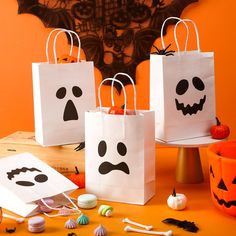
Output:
[0, 152, 78, 217]
[32, 28, 96, 146]
[85, 73, 156, 205]
[150, 17, 216, 142]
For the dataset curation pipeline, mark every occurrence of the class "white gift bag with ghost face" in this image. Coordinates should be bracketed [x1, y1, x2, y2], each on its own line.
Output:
[150, 17, 216, 142]
[85, 73, 156, 205]
[0, 152, 78, 217]
[32, 28, 96, 146]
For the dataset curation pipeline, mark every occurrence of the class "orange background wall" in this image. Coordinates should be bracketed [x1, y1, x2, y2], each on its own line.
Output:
[0, 0, 235, 139]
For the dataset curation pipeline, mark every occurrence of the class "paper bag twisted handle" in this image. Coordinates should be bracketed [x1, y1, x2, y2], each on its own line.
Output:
[45, 28, 81, 63]
[174, 18, 201, 52]
[112, 73, 137, 114]
[98, 78, 127, 115]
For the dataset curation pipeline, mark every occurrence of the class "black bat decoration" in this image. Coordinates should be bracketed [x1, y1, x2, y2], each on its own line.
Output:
[17, 0, 198, 93]
[74, 141, 85, 151]
[162, 218, 199, 233]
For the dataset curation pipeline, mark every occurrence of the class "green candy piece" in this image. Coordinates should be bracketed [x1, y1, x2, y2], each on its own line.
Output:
[77, 214, 89, 225]
[100, 205, 113, 216]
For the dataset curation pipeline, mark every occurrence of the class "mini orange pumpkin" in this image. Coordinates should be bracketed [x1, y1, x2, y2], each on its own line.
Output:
[108, 106, 125, 115]
[69, 166, 85, 189]
[207, 141, 236, 216]
[210, 117, 230, 139]
[57, 54, 77, 64]
[108, 106, 134, 115]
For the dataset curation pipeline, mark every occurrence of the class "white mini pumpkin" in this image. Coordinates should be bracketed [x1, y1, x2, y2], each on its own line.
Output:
[167, 188, 187, 210]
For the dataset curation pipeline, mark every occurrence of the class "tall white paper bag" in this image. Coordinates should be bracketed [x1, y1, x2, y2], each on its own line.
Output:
[32, 28, 96, 146]
[150, 17, 216, 142]
[0, 152, 77, 217]
[85, 74, 156, 205]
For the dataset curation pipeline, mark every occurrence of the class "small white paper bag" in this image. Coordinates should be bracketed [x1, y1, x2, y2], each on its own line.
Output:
[85, 73, 156, 205]
[0, 152, 77, 217]
[32, 28, 96, 146]
[150, 17, 216, 142]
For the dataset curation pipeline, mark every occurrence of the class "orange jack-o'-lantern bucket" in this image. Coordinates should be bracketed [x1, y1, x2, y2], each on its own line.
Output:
[0, 207, 2, 224]
[207, 141, 236, 216]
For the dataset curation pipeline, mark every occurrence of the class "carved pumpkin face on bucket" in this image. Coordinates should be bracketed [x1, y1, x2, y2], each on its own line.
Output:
[0, 207, 2, 224]
[207, 141, 236, 216]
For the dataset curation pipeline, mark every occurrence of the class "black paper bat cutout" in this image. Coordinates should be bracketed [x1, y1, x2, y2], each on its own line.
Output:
[17, 0, 198, 93]
[74, 141, 85, 151]
[162, 218, 199, 233]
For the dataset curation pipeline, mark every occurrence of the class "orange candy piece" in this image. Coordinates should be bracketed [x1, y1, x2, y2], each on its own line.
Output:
[57, 54, 77, 63]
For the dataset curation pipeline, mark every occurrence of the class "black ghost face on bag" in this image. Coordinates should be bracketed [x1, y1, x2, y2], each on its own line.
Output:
[7, 167, 48, 187]
[175, 76, 206, 116]
[98, 140, 130, 175]
[56, 86, 83, 121]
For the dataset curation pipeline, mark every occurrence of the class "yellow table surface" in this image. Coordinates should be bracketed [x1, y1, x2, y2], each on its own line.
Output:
[0, 147, 235, 235]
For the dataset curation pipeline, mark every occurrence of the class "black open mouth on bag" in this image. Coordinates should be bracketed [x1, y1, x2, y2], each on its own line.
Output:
[64, 100, 78, 121]
[175, 95, 206, 116]
[98, 161, 130, 175]
[7, 167, 48, 187]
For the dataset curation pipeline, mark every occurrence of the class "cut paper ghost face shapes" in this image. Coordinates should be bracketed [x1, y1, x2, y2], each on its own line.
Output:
[7, 167, 48, 187]
[56, 86, 83, 121]
[97, 140, 130, 175]
[175, 76, 206, 116]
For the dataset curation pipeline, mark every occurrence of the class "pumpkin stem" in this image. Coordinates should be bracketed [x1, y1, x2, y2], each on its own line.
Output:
[75, 166, 79, 174]
[216, 117, 221, 126]
[172, 188, 176, 197]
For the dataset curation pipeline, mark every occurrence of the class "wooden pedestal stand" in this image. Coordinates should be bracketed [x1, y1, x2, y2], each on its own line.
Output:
[156, 136, 221, 184]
